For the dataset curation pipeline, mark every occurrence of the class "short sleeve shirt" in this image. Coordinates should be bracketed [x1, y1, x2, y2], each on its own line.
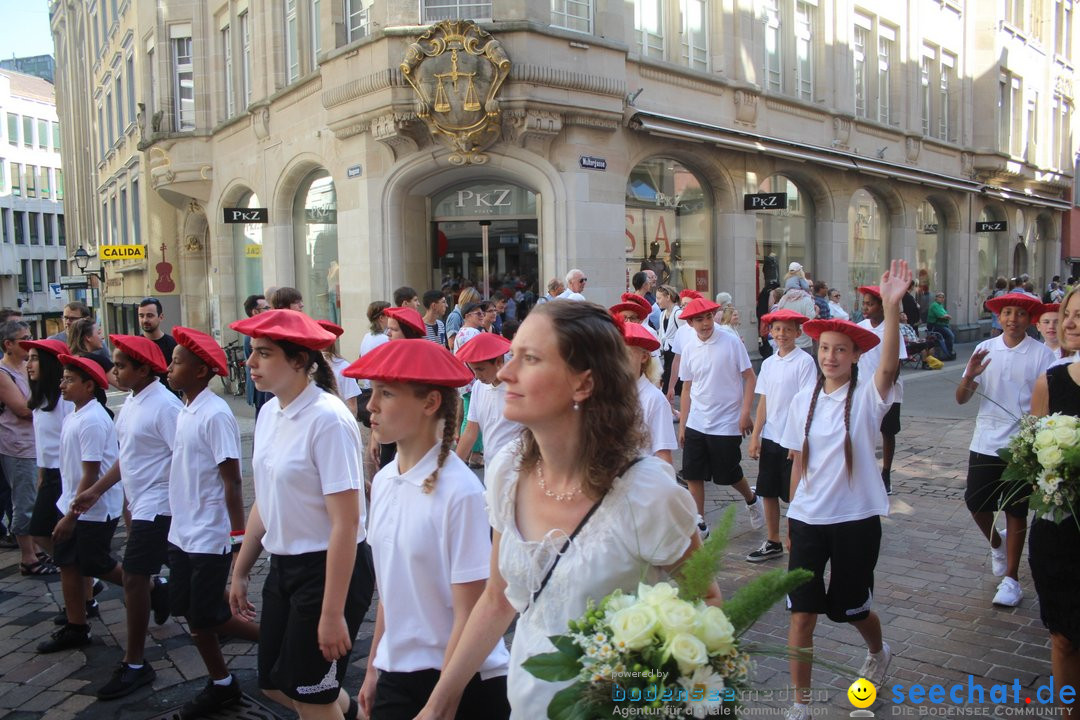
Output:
[969, 335, 1056, 456]
[253, 382, 367, 556]
[59, 402, 123, 522]
[678, 328, 753, 435]
[755, 347, 817, 443]
[636, 375, 677, 456]
[856, 319, 908, 403]
[167, 389, 242, 554]
[33, 399, 73, 469]
[115, 380, 183, 520]
[330, 356, 362, 402]
[466, 381, 523, 460]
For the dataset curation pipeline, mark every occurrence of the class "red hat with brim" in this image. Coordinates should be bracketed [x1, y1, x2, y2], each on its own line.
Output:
[230, 309, 337, 351]
[610, 302, 649, 322]
[108, 334, 168, 373]
[761, 309, 811, 326]
[455, 332, 511, 363]
[344, 338, 474, 388]
[317, 320, 345, 337]
[984, 293, 1044, 320]
[622, 321, 661, 353]
[621, 293, 652, 315]
[57, 353, 109, 389]
[172, 326, 229, 377]
[857, 285, 882, 299]
[383, 307, 426, 337]
[802, 319, 880, 353]
[19, 339, 69, 358]
[679, 289, 703, 301]
[1039, 302, 1060, 316]
[680, 298, 721, 321]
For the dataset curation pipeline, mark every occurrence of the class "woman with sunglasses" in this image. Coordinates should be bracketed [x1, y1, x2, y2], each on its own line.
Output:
[827, 289, 850, 321]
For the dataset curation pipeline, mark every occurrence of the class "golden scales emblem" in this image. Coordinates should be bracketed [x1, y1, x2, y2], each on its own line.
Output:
[402, 20, 510, 165]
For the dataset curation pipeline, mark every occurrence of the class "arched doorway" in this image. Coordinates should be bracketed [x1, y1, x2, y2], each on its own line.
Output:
[292, 170, 339, 323]
[976, 204, 1006, 316]
[755, 175, 813, 299]
[1033, 212, 1053, 290]
[848, 188, 887, 295]
[229, 190, 264, 323]
[915, 199, 944, 321]
[1012, 209, 1028, 278]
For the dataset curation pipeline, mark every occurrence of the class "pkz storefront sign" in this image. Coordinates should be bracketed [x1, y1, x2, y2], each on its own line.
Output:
[223, 207, 268, 224]
[432, 182, 537, 219]
[976, 221, 1008, 232]
[744, 192, 788, 211]
[579, 156, 607, 171]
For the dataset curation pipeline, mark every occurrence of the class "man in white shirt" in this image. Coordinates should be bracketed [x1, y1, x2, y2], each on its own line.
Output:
[677, 298, 764, 537]
[956, 293, 1055, 608]
[557, 269, 587, 301]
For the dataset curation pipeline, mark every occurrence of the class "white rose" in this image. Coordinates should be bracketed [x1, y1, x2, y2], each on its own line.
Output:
[610, 604, 659, 651]
[666, 632, 709, 675]
[695, 606, 736, 655]
[604, 591, 636, 618]
[1037, 445, 1064, 467]
[1034, 430, 1056, 450]
[637, 582, 679, 607]
[1052, 425, 1076, 445]
[656, 599, 698, 637]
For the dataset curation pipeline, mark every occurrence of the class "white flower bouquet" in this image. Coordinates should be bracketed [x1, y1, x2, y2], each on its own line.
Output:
[523, 507, 811, 719]
[1000, 413, 1080, 523]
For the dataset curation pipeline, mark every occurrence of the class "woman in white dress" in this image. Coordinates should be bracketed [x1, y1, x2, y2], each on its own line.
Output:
[416, 301, 717, 719]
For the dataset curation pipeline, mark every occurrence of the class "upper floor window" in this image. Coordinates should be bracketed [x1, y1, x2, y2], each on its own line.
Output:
[6, 113, 17, 146]
[1056, 0, 1073, 59]
[877, 26, 894, 124]
[794, 0, 815, 100]
[853, 20, 869, 117]
[939, 52, 955, 141]
[240, 12, 253, 105]
[36, 119, 47, 149]
[126, 55, 136, 122]
[223, 25, 236, 118]
[552, 0, 592, 33]
[680, 0, 708, 71]
[310, 0, 322, 67]
[22, 116, 32, 147]
[633, 0, 664, 59]
[763, 0, 781, 92]
[920, 47, 933, 135]
[285, 0, 300, 83]
[172, 35, 195, 131]
[346, 0, 372, 42]
[421, 0, 492, 23]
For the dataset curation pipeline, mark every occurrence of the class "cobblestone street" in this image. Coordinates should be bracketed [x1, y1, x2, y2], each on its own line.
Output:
[0, 344, 1065, 719]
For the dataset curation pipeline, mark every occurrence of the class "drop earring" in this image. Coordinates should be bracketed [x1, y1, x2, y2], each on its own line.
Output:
[573, 401, 581, 411]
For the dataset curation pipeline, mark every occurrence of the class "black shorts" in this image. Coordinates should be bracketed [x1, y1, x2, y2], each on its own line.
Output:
[1029, 518, 1080, 647]
[373, 669, 509, 720]
[27, 468, 62, 537]
[167, 544, 233, 630]
[755, 438, 791, 502]
[965, 451, 1029, 517]
[682, 429, 744, 485]
[880, 403, 901, 435]
[787, 516, 881, 624]
[259, 543, 375, 705]
[53, 517, 120, 578]
[122, 515, 171, 576]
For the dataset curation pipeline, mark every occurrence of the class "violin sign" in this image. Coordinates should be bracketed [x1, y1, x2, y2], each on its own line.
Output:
[100, 244, 147, 261]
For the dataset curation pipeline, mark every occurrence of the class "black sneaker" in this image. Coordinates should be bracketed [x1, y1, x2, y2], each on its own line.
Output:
[151, 576, 170, 625]
[179, 676, 242, 719]
[37, 624, 91, 653]
[746, 539, 784, 563]
[97, 662, 157, 699]
[53, 599, 100, 626]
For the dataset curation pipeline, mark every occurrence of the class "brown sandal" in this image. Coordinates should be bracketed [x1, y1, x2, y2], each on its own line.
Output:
[20, 559, 60, 576]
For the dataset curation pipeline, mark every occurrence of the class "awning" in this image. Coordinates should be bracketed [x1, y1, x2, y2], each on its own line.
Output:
[628, 110, 1071, 211]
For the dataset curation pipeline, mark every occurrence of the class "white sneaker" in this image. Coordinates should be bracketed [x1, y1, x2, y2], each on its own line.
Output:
[785, 704, 812, 720]
[992, 577, 1023, 607]
[746, 496, 765, 530]
[858, 641, 892, 686]
[990, 529, 1007, 577]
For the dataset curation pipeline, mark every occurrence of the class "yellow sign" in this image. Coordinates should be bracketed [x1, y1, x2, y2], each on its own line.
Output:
[100, 244, 147, 261]
[244, 244, 262, 258]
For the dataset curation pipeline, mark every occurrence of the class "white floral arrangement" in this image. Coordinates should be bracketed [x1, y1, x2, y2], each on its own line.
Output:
[1001, 413, 1080, 523]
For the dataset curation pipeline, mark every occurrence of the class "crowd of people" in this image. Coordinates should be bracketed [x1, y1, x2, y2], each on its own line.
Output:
[0, 261, 1075, 720]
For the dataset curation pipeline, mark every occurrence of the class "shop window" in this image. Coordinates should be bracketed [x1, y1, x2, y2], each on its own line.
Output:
[293, 170, 339, 323]
[915, 200, 945, 320]
[233, 191, 265, 321]
[421, 0, 492, 22]
[847, 189, 886, 296]
[976, 208, 1004, 318]
[756, 175, 812, 300]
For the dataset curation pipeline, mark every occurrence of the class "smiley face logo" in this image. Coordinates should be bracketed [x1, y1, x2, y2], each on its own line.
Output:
[848, 677, 876, 708]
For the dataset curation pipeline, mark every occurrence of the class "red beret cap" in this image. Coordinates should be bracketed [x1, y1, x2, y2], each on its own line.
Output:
[172, 326, 229, 377]
[108, 334, 168, 373]
[18, 339, 69, 357]
[455, 333, 511, 363]
[317, 320, 345, 337]
[857, 285, 882, 299]
[801, 319, 880, 353]
[229, 309, 337, 351]
[679, 289, 703, 301]
[383, 307, 426, 337]
[761, 309, 810, 326]
[622, 321, 661, 353]
[57, 353, 110, 389]
[609, 302, 649, 321]
[984, 292, 1044, 320]
[680, 298, 721, 320]
[343, 338, 474, 388]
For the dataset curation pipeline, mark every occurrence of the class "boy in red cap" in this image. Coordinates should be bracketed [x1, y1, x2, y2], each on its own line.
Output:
[455, 333, 523, 465]
[37, 355, 124, 654]
[746, 309, 816, 563]
[956, 293, 1055, 608]
[70, 335, 182, 698]
[677, 297, 763, 537]
[622, 321, 677, 464]
[165, 327, 257, 717]
[1036, 302, 1064, 359]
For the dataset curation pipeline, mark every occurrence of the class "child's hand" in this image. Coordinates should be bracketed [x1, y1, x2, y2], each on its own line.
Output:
[318, 613, 352, 662]
[229, 574, 256, 622]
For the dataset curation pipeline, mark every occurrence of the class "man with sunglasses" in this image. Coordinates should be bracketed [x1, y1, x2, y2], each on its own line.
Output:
[557, 269, 587, 301]
[138, 298, 180, 394]
[48, 302, 91, 343]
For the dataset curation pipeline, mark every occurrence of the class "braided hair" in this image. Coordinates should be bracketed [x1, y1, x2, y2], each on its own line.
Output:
[414, 385, 460, 494]
[800, 364, 858, 485]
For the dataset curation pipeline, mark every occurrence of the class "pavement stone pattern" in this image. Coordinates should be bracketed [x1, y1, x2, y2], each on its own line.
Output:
[0, 356, 1065, 719]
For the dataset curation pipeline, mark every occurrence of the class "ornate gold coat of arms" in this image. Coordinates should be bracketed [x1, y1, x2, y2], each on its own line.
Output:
[401, 20, 510, 165]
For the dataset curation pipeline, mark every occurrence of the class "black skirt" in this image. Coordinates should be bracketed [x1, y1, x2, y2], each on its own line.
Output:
[1028, 517, 1080, 646]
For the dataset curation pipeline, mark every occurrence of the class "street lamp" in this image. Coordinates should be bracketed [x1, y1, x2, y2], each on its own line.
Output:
[72, 246, 107, 335]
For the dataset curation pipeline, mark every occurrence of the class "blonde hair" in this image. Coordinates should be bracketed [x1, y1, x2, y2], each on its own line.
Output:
[455, 287, 482, 312]
[1059, 287, 1080, 356]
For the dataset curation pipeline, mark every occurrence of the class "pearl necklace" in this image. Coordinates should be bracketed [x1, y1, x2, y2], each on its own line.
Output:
[536, 461, 582, 502]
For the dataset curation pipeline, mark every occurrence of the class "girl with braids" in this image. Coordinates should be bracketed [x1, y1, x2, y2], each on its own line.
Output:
[416, 300, 712, 720]
[778, 259, 911, 720]
[343, 339, 510, 720]
[229, 310, 373, 720]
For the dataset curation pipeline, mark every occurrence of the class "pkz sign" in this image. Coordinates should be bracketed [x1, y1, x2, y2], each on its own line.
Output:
[744, 192, 788, 211]
[976, 221, 1008, 233]
[223, 208, 268, 224]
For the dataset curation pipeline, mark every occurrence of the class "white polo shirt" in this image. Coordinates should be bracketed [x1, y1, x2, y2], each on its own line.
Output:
[756, 347, 818, 444]
[167, 388, 242, 554]
[466, 381, 523, 461]
[669, 322, 697, 356]
[678, 328, 753, 435]
[368, 443, 509, 677]
[856, 318, 908, 403]
[253, 381, 366, 556]
[636, 374, 677, 457]
[115, 380, 183, 521]
[58, 401, 122, 523]
[34, 399, 73, 469]
[968, 335, 1056, 457]
[329, 355, 362, 402]
[781, 378, 895, 524]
